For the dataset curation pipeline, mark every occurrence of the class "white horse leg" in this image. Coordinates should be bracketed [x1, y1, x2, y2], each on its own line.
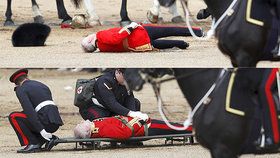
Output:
[168, 2, 179, 17]
[168, 1, 184, 23]
[147, 0, 160, 23]
[32, 3, 44, 23]
[150, 0, 160, 16]
[83, 0, 100, 26]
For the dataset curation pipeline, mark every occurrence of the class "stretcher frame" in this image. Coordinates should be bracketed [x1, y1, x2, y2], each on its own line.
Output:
[54, 133, 195, 150]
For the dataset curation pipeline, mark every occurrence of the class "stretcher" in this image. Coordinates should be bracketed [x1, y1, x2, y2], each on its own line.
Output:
[49, 133, 195, 150]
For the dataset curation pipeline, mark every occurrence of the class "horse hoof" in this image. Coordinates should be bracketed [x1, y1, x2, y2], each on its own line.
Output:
[4, 20, 15, 26]
[171, 16, 184, 23]
[88, 19, 101, 26]
[197, 9, 211, 20]
[147, 10, 158, 23]
[62, 19, 72, 25]
[34, 15, 44, 24]
[120, 21, 131, 27]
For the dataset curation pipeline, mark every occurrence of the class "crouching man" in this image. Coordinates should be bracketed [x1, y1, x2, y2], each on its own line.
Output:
[74, 116, 192, 140]
[8, 69, 63, 153]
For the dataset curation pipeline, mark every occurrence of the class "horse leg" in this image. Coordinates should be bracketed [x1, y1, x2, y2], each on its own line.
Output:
[31, 0, 44, 23]
[83, 0, 100, 26]
[120, 0, 131, 26]
[4, 0, 15, 26]
[56, 0, 72, 24]
[147, 0, 160, 23]
[210, 144, 238, 158]
[168, 2, 184, 23]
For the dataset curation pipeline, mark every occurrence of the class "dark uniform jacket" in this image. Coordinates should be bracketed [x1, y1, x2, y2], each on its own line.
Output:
[93, 71, 136, 116]
[15, 80, 63, 133]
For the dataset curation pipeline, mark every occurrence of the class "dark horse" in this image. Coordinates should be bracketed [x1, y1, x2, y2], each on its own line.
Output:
[125, 68, 280, 158]
[180, 0, 279, 66]
[4, 0, 72, 26]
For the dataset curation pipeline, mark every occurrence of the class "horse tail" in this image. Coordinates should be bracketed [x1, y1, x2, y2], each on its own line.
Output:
[71, 0, 82, 8]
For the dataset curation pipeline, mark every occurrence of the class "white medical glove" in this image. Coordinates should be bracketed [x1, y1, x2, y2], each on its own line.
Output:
[128, 111, 149, 121]
[128, 22, 139, 29]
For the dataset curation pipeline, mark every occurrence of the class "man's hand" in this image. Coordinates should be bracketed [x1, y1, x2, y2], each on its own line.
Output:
[40, 129, 52, 141]
[128, 22, 139, 29]
[128, 111, 149, 121]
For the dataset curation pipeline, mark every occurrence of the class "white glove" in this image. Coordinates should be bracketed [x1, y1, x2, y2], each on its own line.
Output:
[128, 22, 139, 29]
[128, 111, 149, 121]
[40, 129, 52, 141]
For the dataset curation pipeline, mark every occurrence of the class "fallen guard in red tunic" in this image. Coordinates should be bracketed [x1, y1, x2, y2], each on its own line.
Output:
[74, 115, 192, 139]
[81, 22, 203, 53]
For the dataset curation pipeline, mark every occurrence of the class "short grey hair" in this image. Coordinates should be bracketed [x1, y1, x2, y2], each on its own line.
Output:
[73, 120, 92, 138]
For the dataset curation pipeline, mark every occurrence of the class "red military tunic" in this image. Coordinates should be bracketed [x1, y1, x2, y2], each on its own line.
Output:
[91, 116, 150, 140]
[96, 25, 153, 52]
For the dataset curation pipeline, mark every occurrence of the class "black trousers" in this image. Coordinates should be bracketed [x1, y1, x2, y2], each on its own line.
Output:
[143, 25, 203, 49]
[79, 98, 141, 121]
[8, 112, 59, 146]
[234, 69, 280, 144]
[258, 68, 280, 144]
[148, 119, 192, 136]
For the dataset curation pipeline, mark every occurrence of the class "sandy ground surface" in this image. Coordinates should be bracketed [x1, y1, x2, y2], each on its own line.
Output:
[0, 0, 279, 67]
[0, 69, 279, 158]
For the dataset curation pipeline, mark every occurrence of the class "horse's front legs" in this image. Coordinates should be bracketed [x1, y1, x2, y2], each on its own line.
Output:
[120, 0, 131, 26]
[56, 0, 72, 23]
[31, 0, 44, 23]
[4, 0, 14, 26]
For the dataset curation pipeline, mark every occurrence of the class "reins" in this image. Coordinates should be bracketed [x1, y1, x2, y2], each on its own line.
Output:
[181, 0, 239, 40]
[150, 69, 228, 131]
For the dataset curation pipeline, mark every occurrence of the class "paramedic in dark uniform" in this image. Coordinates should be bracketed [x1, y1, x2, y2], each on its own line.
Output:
[8, 69, 63, 153]
[79, 68, 148, 122]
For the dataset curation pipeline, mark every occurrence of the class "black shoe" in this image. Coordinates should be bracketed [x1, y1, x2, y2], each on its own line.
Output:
[45, 135, 59, 151]
[17, 144, 41, 153]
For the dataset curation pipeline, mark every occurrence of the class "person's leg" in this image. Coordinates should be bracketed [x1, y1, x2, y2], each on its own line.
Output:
[79, 105, 111, 121]
[143, 25, 203, 40]
[8, 112, 41, 146]
[147, 119, 192, 136]
[258, 68, 280, 147]
[151, 39, 189, 49]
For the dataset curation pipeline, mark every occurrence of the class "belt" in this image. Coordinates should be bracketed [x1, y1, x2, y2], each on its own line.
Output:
[115, 116, 135, 137]
[35, 100, 55, 112]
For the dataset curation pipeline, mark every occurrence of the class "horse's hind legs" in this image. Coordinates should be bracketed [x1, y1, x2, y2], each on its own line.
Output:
[31, 0, 44, 24]
[83, 0, 100, 26]
[4, 0, 15, 26]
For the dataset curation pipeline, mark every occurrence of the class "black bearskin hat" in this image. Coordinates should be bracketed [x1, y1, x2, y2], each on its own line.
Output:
[12, 23, 51, 47]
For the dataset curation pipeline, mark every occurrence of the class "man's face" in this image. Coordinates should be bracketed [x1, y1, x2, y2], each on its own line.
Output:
[115, 70, 125, 85]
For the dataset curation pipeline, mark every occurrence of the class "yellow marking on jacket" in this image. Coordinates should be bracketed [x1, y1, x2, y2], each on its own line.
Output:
[226, 70, 245, 116]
